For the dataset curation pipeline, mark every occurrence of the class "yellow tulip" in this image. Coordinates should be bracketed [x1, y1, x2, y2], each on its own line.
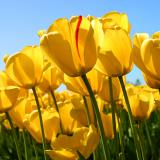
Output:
[64, 69, 105, 96]
[98, 76, 122, 102]
[3, 54, 10, 64]
[101, 11, 131, 33]
[0, 87, 20, 113]
[88, 16, 104, 51]
[143, 72, 160, 89]
[49, 125, 99, 159]
[0, 71, 20, 113]
[124, 85, 155, 120]
[2, 119, 11, 130]
[40, 16, 101, 76]
[46, 149, 77, 160]
[6, 46, 44, 89]
[131, 33, 152, 77]
[152, 31, 160, 39]
[140, 38, 160, 81]
[129, 94, 154, 120]
[132, 32, 160, 87]
[98, 98, 119, 138]
[54, 91, 73, 103]
[9, 97, 37, 129]
[70, 94, 95, 125]
[39, 64, 63, 92]
[95, 26, 133, 77]
[37, 29, 47, 38]
[58, 100, 86, 134]
[23, 108, 60, 142]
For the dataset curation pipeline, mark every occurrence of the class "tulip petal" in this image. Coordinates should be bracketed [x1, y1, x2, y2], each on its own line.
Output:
[46, 149, 77, 160]
[40, 32, 80, 76]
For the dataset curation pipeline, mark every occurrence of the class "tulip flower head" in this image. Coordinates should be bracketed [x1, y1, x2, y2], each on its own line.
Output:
[39, 64, 63, 93]
[64, 68, 105, 96]
[132, 32, 160, 89]
[6, 46, 44, 89]
[0, 71, 20, 113]
[124, 85, 155, 120]
[40, 15, 102, 76]
[101, 11, 131, 33]
[23, 108, 60, 143]
[47, 125, 99, 160]
[95, 26, 133, 77]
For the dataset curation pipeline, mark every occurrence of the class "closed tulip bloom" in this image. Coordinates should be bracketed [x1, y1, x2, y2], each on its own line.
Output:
[102, 113, 117, 139]
[58, 101, 86, 134]
[152, 31, 160, 39]
[132, 33, 152, 77]
[48, 125, 99, 159]
[39, 64, 63, 92]
[98, 76, 122, 102]
[70, 94, 95, 124]
[98, 98, 119, 138]
[101, 11, 131, 33]
[9, 97, 37, 129]
[0, 87, 20, 113]
[54, 91, 72, 103]
[0, 71, 20, 113]
[132, 32, 160, 86]
[140, 38, 160, 81]
[129, 93, 155, 120]
[40, 16, 101, 76]
[124, 85, 155, 120]
[23, 108, 60, 142]
[6, 46, 44, 89]
[95, 27, 133, 77]
[64, 69, 105, 96]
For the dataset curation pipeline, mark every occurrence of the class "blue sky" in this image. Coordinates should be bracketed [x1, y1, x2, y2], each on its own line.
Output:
[0, 0, 160, 84]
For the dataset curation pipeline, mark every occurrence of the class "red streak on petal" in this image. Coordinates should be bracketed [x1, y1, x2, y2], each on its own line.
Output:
[75, 16, 82, 59]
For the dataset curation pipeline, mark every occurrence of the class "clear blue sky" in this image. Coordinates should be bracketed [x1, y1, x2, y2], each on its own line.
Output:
[0, 0, 160, 84]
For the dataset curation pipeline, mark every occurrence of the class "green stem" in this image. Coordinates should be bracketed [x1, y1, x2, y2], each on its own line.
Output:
[5, 112, 22, 160]
[115, 108, 125, 160]
[22, 130, 28, 160]
[50, 89, 63, 133]
[32, 138, 39, 160]
[82, 96, 91, 125]
[50, 90, 59, 112]
[93, 149, 99, 160]
[108, 77, 119, 159]
[32, 87, 47, 160]
[137, 124, 146, 160]
[144, 120, 154, 157]
[81, 74, 110, 160]
[118, 76, 142, 160]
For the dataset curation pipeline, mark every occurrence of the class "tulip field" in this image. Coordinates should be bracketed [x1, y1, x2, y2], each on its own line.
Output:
[1, 11, 160, 160]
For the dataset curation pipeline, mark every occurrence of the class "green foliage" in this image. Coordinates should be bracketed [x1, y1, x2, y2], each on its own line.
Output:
[1, 110, 160, 160]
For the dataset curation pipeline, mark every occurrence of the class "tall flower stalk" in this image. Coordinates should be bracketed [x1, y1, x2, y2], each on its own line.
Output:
[82, 96, 91, 126]
[32, 87, 47, 160]
[50, 89, 63, 132]
[118, 76, 142, 160]
[22, 130, 28, 160]
[108, 77, 119, 159]
[82, 74, 111, 160]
